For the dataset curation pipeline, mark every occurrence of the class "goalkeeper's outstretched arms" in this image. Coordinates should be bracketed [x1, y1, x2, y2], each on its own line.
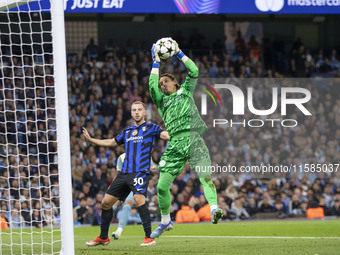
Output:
[82, 127, 117, 147]
[173, 40, 199, 78]
[149, 44, 163, 106]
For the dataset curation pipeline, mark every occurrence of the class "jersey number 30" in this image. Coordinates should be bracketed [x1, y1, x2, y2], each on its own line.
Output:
[133, 177, 144, 186]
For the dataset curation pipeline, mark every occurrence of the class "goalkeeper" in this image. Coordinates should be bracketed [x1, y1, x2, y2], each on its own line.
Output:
[149, 40, 223, 239]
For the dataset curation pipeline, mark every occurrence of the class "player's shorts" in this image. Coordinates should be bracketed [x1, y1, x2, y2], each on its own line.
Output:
[158, 134, 211, 177]
[106, 172, 150, 200]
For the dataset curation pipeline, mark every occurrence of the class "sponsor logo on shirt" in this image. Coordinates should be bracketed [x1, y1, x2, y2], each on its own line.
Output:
[126, 136, 144, 143]
[164, 95, 185, 107]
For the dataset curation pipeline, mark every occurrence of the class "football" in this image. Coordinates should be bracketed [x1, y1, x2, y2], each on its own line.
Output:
[155, 37, 176, 59]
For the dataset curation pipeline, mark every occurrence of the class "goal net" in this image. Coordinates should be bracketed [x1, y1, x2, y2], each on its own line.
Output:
[0, 0, 74, 254]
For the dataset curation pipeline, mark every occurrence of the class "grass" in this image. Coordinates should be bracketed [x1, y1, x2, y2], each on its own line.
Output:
[1, 219, 340, 254]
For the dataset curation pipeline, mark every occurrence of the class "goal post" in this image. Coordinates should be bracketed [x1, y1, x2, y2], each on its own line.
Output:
[51, 0, 75, 254]
[0, 0, 74, 254]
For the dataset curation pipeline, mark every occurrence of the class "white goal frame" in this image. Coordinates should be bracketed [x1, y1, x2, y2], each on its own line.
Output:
[51, 0, 75, 254]
[0, 0, 75, 254]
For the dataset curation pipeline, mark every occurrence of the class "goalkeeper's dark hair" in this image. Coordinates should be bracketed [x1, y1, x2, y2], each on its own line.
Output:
[160, 73, 180, 89]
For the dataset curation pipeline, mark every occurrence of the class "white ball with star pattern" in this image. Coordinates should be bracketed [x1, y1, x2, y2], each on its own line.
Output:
[155, 37, 176, 59]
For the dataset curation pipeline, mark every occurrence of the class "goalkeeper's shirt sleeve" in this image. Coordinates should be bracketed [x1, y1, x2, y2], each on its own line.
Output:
[149, 74, 163, 107]
[182, 59, 199, 94]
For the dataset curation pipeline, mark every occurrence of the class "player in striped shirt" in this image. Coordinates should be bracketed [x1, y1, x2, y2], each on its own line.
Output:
[85, 101, 169, 246]
[110, 153, 157, 240]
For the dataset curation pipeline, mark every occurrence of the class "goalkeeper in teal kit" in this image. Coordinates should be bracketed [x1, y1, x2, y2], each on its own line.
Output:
[149, 40, 223, 238]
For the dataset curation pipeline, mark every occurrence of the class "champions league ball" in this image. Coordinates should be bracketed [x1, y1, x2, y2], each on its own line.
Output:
[155, 37, 176, 59]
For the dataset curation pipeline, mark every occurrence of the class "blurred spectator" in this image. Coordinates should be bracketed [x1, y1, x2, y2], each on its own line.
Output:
[85, 38, 99, 59]
[228, 197, 250, 220]
[331, 200, 340, 216]
[291, 45, 306, 77]
[289, 194, 302, 215]
[197, 203, 211, 222]
[175, 203, 200, 223]
[9, 208, 23, 228]
[149, 195, 160, 221]
[84, 207, 98, 225]
[21, 201, 31, 225]
[259, 197, 274, 213]
[91, 168, 107, 194]
[72, 158, 87, 190]
[43, 207, 58, 226]
[245, 197, 258, 217]
[74, 197, 88, 224]
[31, 210, 43, 228]
[248, 35, 261, 63]
[0, 210, 9, 230]
[319, 58, 332, 73]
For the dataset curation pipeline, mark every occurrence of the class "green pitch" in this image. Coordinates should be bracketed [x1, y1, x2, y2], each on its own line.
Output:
[1, 220, 340, 254]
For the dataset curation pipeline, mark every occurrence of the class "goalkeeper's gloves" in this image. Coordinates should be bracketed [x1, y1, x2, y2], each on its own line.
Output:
[173, 40, 185, 60]
[151, 44, 160, 68]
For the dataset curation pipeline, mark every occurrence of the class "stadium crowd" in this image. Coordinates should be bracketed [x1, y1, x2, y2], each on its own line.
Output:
[1, 31, 340, 229]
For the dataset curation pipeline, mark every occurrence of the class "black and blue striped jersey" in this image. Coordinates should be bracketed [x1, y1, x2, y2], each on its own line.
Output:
[114, 122, 163, 174]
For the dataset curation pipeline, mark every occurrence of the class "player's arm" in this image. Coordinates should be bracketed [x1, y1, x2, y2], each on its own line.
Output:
[149, 44, 163, 106]
[173, 40, 199, 78]
[159, 131, 169, 141]
[150, 166, 158, 176]
[173, 40, 198, 93]
[82, 127, 117, 147]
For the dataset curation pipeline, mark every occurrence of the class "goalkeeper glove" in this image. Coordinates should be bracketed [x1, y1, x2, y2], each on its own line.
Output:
[173, 40, 185, 59]
[151, 44, 160, 68]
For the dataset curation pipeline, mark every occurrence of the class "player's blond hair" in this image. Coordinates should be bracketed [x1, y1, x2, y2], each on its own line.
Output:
[131, 101, 146, 109]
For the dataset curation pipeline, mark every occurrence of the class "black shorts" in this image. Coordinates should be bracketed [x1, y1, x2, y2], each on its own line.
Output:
[106, 172, 150, 200]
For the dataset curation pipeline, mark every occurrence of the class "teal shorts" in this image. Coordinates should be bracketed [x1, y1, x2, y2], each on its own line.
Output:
[158, 134, 211, 178]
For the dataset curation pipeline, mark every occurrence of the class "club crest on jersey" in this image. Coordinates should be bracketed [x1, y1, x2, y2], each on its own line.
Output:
[177, 89, 183, 95]
[159, 160, 166, 167]
[132, 130, 138, 136]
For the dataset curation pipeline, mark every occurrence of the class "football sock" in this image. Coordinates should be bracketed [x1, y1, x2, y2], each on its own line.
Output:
[99, 208, 113, 239]
[116, 227, 123, 236]
[118, 203, 131, 230]
[137, 204, 152, 238]
[210, 205, 218, 213]
[199, 177, 218, 207]
[157, 171, 176, 215]
[161, 214, 171, 225]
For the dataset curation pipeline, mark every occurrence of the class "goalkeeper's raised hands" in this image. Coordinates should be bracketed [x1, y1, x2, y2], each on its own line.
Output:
[151, 43, 160, 68]
[171, 39, 186, 61]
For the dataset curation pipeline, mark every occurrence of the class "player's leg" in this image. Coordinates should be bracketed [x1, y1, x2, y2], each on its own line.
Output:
[112, 200, 121, 213]
[86, 173, 130, 246]
[128, 172, 155, 246]
[134, 194, 156, 246]
[112, 192, 134, 239]
[198, 171, 223, 223]
[190, 135, 223, 224]
[151, 139, 187, 238]
[86, 193, 118, 246]
[100, 194, 119, 239]
[157, 171, 176, 223]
